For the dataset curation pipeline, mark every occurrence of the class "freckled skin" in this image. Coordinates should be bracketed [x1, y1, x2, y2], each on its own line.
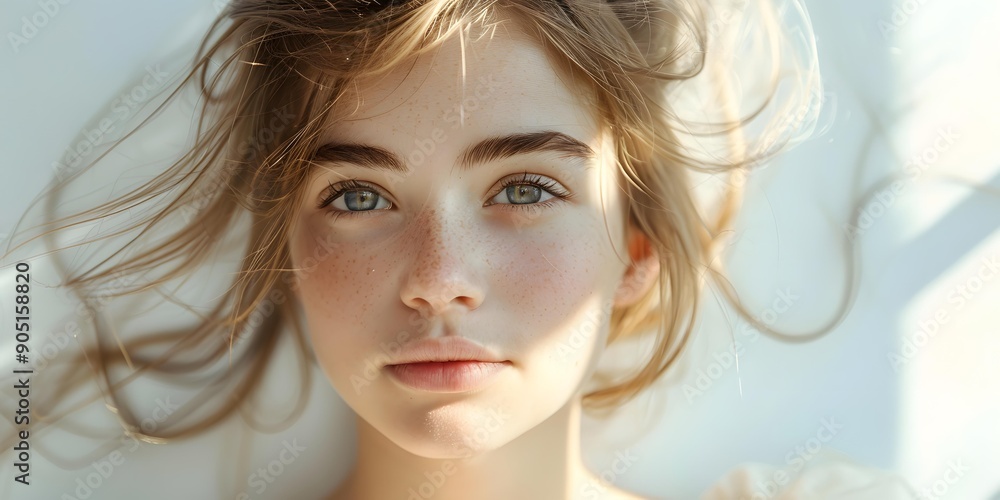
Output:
[288, 24, 655, 500]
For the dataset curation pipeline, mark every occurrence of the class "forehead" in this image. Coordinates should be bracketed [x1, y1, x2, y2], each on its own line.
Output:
[322, 27, 601, 146]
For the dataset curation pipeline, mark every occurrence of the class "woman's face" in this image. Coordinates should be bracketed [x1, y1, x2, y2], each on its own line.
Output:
[289, 28, 653, 458]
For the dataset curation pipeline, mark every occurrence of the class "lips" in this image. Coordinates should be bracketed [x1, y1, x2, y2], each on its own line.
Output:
[383, 337, 510, 392]
[386, 360, 511, 392]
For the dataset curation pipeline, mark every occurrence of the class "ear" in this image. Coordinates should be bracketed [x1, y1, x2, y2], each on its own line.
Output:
[613, 224, 660, 308]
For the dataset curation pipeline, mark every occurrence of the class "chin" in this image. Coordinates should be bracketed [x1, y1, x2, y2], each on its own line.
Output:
[361, 388, 523, 459]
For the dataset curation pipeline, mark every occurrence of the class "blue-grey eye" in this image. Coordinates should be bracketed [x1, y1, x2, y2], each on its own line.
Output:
[334, 189, 390, 211]
[492, 184, 554, 205]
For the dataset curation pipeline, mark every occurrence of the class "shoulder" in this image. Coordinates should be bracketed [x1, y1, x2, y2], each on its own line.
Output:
[700, 453, 916, 500]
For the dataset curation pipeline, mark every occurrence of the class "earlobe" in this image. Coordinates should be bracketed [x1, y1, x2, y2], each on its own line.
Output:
[613, 227, 660, 308]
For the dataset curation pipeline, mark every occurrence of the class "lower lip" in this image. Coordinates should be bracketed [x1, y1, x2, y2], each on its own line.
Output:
[386, 361, 511, 392]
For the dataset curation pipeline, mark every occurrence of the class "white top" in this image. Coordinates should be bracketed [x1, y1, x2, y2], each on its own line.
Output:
[701, 453, 916, 499]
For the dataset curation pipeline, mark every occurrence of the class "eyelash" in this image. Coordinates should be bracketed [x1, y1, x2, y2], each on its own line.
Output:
[317, 172, 573, 221]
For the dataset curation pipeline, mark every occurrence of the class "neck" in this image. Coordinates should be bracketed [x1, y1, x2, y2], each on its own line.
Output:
[335, 394, 607, 500]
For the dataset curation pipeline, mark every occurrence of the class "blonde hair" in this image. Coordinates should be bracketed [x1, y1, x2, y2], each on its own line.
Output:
[3, 0, 822, 448]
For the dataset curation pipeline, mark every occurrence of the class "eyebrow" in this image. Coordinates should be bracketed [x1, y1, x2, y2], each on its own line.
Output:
[311, 130, 597, 173]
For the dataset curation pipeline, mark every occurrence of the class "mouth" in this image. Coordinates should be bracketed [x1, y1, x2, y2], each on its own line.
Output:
[385, 360, 512, 393]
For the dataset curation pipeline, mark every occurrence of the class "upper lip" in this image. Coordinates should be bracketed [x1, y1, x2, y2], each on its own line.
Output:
[386, 337, 508, 365]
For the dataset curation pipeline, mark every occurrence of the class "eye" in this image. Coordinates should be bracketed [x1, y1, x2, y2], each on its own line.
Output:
[318, 179, 392, 218]
[487, 172, 573, 210]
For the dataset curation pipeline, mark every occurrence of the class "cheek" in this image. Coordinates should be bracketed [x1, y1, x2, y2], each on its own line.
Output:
[482, 215, 623, 427]
[289, 224, 390, 373]
[495, 214, 623, 362]
[498, 230, 602, 312]
[290, 213, 407, 328]
[296, 246, 378, 326]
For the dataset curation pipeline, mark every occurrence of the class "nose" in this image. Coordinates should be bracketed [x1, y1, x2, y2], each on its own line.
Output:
[398, 205, 486, 317]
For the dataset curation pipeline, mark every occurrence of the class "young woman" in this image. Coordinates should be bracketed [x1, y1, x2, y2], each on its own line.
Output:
[2, 0, 916, 498]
